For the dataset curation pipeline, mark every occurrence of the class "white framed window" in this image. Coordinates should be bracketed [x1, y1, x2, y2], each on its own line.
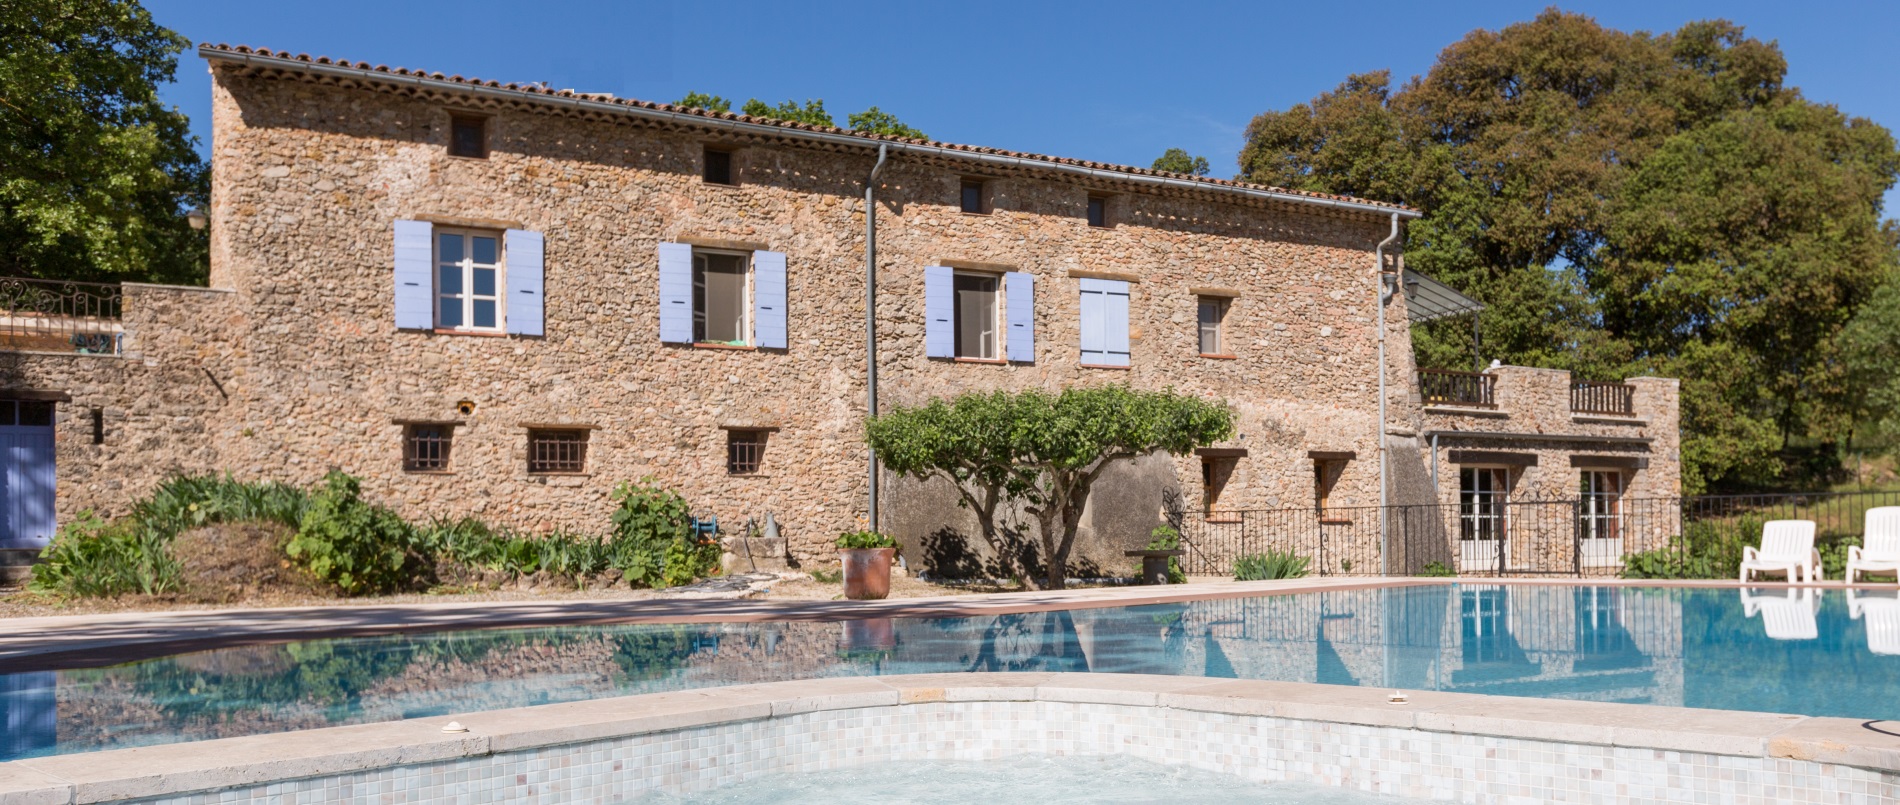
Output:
[693, 249, 751, 345]
[1459, 467, 1509, 542]
[1198, 296, 1229, 355]
[953, 271, 1000, 359]
[435, 229, 504, 331]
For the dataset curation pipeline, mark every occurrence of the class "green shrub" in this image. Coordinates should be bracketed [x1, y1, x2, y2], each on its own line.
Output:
[1418, 561, 1456, 578]
[30, 512, 181, 596]
[1234, 548, 1310, 581]
[1146, 525, 1187, 584]
[608, 478, 717, 588]
[288, 472, 419, 595]
[836, 530, 898, 550]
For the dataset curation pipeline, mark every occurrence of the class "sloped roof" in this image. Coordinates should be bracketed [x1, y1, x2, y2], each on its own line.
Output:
[198, 44, 1420, 220]
[1403, 269, 1484, 322]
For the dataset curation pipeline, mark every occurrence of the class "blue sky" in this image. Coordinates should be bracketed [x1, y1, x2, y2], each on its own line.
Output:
[148, 0, 1900, 217]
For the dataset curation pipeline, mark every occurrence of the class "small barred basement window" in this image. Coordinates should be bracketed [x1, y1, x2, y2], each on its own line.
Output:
[403, 424, 455, 472]
[448, 114, 488, 158]
[527, 429, 589, 474]
[726, 430, 767, 475]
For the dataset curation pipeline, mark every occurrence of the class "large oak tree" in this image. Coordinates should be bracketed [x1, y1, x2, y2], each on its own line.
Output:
[1239, 10, 1900, 491]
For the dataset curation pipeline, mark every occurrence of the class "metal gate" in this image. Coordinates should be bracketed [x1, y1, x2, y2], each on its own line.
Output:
[0, 400, 57, 549]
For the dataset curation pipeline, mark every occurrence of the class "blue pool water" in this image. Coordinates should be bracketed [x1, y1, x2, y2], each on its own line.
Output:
[4, 584, 1898, 761]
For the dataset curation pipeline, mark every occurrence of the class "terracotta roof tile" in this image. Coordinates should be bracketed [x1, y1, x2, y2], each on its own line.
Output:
[198, 44, 1416, 215]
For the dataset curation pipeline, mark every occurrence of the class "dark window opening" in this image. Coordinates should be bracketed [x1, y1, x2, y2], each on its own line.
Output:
[1314, 459, 1346, 519]
[1087, 195, 1108, 228]
[91, 407, 104, 445]
[449, 115, 488, 158]
[15, 401, 53, 427]
[960, 179, 987, 214]
[527, 429, 589, 474]
[703, 148, 734, 185]
[727, 430, 767, 475]
[403, 424, 455, 472]
[1202, 456, 1238, 521]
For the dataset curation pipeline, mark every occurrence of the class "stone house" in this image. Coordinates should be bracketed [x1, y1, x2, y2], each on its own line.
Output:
[0, 45, 1679, 578]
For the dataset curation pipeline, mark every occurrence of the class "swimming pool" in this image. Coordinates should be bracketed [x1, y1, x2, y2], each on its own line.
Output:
[4, 584, 1896, 761]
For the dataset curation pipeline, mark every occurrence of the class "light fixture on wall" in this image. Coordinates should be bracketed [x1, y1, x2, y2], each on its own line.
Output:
[184, 207, 207, 230]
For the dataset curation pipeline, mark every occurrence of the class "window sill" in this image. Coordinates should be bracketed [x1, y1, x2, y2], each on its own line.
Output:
[403, 469, 456, 476]
[1318, 518, 1353, 526]
[528, 471, 592, 478]
[1087, 223, 1113, 230]
[1206, 515, 1243, 524]
[694, 342, 757, 351]
[701, 180, 741, 189]
[959, 210, 991, 217]
[432, 328, 508, 338]
[953, 357, 1007, 365]
[1200, 353, 1237, 360]
[727, 472, 769, 478]
[1080, 363, 1132, 371]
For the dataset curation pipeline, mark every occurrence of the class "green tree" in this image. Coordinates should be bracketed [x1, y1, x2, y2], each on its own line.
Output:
[1841, 251, 1900, 450]
[1151, 148, 1210, 176]
[1236, 10, 1900, 491]
[847, 106, 927, 139]
[741, 98, 835, 128]
[869, 387, 1233, 590]
[1, 0, 208, 284]
[672, 91, 731, 113]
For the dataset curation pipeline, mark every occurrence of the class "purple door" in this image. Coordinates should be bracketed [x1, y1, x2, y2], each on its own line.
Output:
[0, 400, 56, 549]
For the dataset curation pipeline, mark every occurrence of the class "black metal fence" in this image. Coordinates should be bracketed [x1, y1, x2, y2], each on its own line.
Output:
[1418, 369, 1496, 408]
[0, 277, 123, 354]
[1181, 490, 1900, 579]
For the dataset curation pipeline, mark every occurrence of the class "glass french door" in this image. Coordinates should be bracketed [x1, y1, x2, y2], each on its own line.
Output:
[1578, 470, 1624, 567]
[1459, 467, 1507, 571]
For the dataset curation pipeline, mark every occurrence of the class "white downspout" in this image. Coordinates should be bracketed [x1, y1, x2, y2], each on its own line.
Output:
[1375, 212, 1401, 576]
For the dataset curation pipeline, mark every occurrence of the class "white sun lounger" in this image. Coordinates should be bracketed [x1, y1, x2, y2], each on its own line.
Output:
[1740, 587, 1819, 640]
[1847, 507, 1900, 584]
[1848, 589, 1900, 656]
[1739, 520, 1819, 584]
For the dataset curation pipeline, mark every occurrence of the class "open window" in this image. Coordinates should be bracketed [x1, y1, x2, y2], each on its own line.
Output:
[959, 178, 989, 214]
[693, 250, 750, 345]
[953, 271, 1000, 360]
[703, 147, 734, 185]
[448, 114, 488, 158]
[1086, 195, 1109, 228]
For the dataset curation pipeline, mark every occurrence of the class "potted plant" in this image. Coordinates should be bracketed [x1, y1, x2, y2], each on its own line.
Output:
[836, 530, 899, 600]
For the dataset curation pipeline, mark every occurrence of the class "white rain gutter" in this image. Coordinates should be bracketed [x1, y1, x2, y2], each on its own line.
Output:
[865, 143, 889, 532]
[1374, 212, 1401, 576]
[199, 47, 1422, 221]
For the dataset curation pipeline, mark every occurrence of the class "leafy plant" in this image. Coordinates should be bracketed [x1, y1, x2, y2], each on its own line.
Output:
[1235, 549, 1310, 581]
[1147, 525, 1187, 584]
[287, 472, 419, 595]
[836, 530, 898, 550]
[1418, 561, 1456, 578]
[608, 478, 717, 588]
[30, 512, 181, 596]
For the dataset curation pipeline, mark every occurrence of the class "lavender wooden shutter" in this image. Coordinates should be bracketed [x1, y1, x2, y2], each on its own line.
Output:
[1005, 271, 1035, 362]
[1079, 277, 1130, 366]
[393, 220, 433, 330]
[658, 242, 694, 343]
[753, 250, 787, 349]
[925, 265, 954, 359]
[504, 229, 544, 336]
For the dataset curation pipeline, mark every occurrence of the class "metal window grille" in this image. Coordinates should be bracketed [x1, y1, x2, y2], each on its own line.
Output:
[727, 430, 766, 475]
[403, 424, 454, 472]
[527, 429, 588, 474]
[449, 115, 487, 158]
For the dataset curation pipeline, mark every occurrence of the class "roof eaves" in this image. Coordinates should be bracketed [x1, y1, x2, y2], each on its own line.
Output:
[198, 44, 1421, 220]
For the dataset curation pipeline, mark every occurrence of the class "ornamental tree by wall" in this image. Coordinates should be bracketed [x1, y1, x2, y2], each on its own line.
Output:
[867, 386, 1234, 590]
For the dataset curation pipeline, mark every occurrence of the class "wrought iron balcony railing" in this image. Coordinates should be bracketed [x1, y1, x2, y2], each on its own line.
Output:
[1571, 380, 1635, 416]
[1419, 369, 1497, 408]
[0, 277, 124, 355]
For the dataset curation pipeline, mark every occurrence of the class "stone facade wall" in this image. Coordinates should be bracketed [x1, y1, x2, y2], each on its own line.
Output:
[0, 285, 238, 527]
[1420, 365, 1683, 573]
[140, 66, 1428, 572]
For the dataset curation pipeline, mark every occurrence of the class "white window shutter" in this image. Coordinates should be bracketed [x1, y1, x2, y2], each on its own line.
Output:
[753, 250, 787, 349]
[1005, 271, 1035, 363]
[504, 229, 544, 336]
[393, 220, 433, 330]
[658, 242, 694, 343]
[1079, 277, 1130, 367]
[924, 265, 954, 358]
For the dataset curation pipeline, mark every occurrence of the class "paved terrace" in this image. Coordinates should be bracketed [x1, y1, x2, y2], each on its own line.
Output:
[0, 576, 1863, 674]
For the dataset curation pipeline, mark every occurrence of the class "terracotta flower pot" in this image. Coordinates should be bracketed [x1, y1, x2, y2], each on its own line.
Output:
[840, 547, 896, 600]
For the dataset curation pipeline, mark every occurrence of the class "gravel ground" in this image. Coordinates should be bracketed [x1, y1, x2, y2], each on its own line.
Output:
[0, 572, 1015, 619]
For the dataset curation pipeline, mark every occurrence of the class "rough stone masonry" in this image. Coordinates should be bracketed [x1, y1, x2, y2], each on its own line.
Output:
[0, 46, 1678, 577]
